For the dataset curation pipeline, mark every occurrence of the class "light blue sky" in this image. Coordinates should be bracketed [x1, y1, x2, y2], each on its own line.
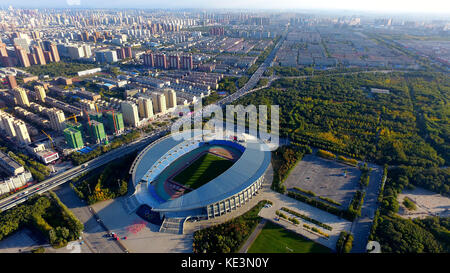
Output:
[2, 0, 449, 15]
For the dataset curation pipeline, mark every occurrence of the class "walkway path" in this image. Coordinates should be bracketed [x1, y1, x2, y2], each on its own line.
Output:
[351, 163, 383, 253]
[238, 219, 267, 253]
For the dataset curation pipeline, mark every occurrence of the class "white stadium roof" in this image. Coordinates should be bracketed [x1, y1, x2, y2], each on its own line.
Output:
[131, 130, 271, 213]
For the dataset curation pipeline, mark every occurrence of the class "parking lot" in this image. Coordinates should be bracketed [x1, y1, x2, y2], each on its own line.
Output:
[283, 155, 361, 209]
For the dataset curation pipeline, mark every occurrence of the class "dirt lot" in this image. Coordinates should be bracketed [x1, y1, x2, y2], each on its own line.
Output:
[283, 155, 361, 209]
[397, 187, 450, 219]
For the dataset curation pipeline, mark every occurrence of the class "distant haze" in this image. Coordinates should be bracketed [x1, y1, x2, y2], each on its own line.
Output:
[1, 0, 449, 15]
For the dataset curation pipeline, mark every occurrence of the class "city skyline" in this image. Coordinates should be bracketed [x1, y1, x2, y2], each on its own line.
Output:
[1, 0, 449, 16]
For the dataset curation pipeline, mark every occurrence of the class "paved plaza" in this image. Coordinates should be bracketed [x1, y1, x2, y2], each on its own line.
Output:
[91, 197, 193, 253]
[283, 154, 361, 208]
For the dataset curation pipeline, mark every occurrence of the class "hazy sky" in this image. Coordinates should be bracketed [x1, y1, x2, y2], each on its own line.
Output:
[2, 0, 450, 15]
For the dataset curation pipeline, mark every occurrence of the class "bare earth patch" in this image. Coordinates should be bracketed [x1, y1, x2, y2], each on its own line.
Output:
[397, 187, 450, 219]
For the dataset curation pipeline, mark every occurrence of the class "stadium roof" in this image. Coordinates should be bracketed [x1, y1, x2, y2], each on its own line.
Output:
[132, 130, 202, 185]
[132, 130, 271, 212]
[152, 141, 271, 212]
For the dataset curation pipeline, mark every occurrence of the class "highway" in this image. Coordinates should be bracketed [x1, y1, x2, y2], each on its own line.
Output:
[0, 32, 287, 212]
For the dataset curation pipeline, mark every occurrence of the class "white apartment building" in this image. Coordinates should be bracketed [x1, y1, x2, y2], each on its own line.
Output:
[152, 92, 167, 115]
[120, 101, 140, 127]
[137, 96, 154, 119]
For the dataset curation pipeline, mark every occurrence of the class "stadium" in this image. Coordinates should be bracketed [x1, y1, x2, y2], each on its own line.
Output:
[128, 130, 272, 226]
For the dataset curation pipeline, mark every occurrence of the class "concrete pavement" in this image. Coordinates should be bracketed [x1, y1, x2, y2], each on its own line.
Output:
[350, 164, 383, 253]
[52, 184, 124, 253]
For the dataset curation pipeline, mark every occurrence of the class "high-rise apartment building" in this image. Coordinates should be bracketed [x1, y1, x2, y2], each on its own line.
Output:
[33, 45, 46, 65]
[82, 44, 92, 58]
[43, 41, 60, 62]
[124, 47, 132, 58]
[43, 51, 53, 63]
[63, 127, 84, 149]
[13, 87, 30, 107]
[164, 89, 177, 109]
[152, 92, 167, 114]
[143, 52, 154, 67]
[79, 99, 96, 112]
[89, 120, 107, 143]
[0, 111, 16, 137]
[27, 53, 38, 65]
[104, 112, 124, 134]
[168, 54, 180, 69]
[120, 101, 140, 127]
[181, 55, 194, 70]
[155, 53, 168, 69]
[47, 108, 66, 131]
[7, 75, 17, 89]
[34, 85, 46, 102]
[49, 43, 60, 62]
[14, 46, 30, 67]
[138, 96, 154, 119]
[95, 50, 117, 63]
[116, 47, 126, 59]
[13, 120, 31, 145]
[67, 44, 85, 59]
[81, 31, 89, 42]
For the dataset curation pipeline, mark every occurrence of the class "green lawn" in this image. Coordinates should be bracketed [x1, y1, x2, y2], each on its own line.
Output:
[248, 221, 332, 253]
[172, 153, 234, 189]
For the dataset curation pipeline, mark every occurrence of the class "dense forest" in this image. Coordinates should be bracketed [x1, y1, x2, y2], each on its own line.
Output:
[235, 72, 448, 168]
[235, 71, 449, 253]
[370, 215, 449, 253]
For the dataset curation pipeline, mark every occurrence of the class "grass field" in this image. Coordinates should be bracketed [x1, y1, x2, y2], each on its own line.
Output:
[247, 221, 332, 253]
[172, 153, 234, 189]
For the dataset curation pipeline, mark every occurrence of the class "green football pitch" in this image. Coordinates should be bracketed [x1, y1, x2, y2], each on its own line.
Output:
[172, 153, 234, 189]
[248, 221, 332, 253]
